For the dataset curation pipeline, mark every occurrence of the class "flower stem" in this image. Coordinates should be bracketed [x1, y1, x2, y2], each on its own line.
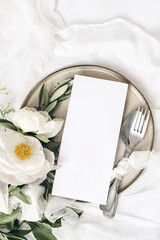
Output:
[11, 219, 14, 230]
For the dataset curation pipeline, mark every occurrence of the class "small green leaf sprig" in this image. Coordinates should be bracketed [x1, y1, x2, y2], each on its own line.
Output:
[0, 103, 15, 120]
[0, 85, 15, 120]
[0, 87, 8, 95]
[9, 186, 30, 205]
[38, 77, 73, 115]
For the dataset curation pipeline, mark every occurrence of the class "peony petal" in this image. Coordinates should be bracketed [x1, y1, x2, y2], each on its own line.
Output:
[12, 108, 38, 132]
[0, 171, 22, 185]
[30, 175, 47, 186]
[31, 160, 50, 179]
[19, 185, 45, 221]
[12, 107, 47, 132]
[28, 136, 43, 152]
[15, 171, 37, 184]
[39, 111, 51, 121]
[17, 152, 45, 174]
[43, 148, 55, 167]
[9, 184, 45, 222]
[37, 118, 64, 138]
[0, 131, 23, 155]
[0, 150, 19, 173]
[0, 181, 13, 214]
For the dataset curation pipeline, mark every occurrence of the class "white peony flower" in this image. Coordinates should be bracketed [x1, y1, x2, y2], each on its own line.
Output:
[10, 184, 45, 221]
[0, 131, 55, 185]
[11, 107, 64, 138]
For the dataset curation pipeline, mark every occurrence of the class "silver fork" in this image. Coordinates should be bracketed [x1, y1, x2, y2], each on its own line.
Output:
[102, 107, 150, 218]
[129, 107, 150, 148]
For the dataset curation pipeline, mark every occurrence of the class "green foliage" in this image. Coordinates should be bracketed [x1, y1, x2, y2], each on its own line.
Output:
[1, 230, 31, 240]
[40, 216, 62, 228]
[9, 186, 30, 205]
[40, 169, 56, 201]
[49, 85, 68, 103]
[0, 119, 17, 131]
[40, 178, 53, 201]
[0, 85, 14, 120]
[0, 210, 20, 225]
[58, 93, 70, 102]
[0, 103, 15, 119]
[54, 78, 73, 91]
[45, 101, 57, 113]
[0, 87, 8, 95]
[43, 89, 50, 108]
[38, 84, 45, 110]
[43, 142, 60, 152]
[26, 222, 57, 240]
[38, 78, 74, 116]
[35, 134, 50, 143]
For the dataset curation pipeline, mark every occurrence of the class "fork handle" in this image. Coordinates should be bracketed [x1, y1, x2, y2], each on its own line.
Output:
[105, 177, 121, 212]
[100, 176, 121, 212]
[101, 149, 131, 216]
[103, 187, 119, 218]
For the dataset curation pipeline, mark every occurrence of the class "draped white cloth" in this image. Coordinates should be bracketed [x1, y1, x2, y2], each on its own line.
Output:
[0, 0, 160, 239]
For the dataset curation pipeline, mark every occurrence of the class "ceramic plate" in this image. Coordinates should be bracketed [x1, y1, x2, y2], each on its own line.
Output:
[22, 65, 154, 192]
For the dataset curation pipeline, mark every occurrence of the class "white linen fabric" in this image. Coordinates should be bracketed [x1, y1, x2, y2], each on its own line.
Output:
[0, 0, 160, 239]
[56, 0, 160, 40]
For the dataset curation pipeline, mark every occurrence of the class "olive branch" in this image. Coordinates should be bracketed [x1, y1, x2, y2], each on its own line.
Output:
[38, 77, 74, 115]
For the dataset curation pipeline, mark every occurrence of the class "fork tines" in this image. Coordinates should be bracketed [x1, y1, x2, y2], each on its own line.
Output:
[133, 107, 150, 134]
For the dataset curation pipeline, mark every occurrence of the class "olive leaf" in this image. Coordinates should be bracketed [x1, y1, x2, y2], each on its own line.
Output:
[26, 222, 57, 240]
[9, 187, 30, 205]
[52, 165, 61, 170]
[43, 89, 49, 108]
[49, 85, 68, 103]
[47, 171, 55, 180]
[68, 79, 74, 87]
[2, 233, 27, 240]
[49, 102, 60, 116]
[0, 119, 17, 131]
[35, 134, 50, 143]
[38, 84, 45, 110]
[54, 78, 73, 92]
[0, 223, 11, 230]
[58, 93, 71, 102]
[43, 142, 60, 153]
[40, 216, 62, 228]
[45, 101, 57, 113]
[0, 233, 7, 240]
[2, 230, 31, 240]
[65, 86, 72, 95]
[8, 185, 17, 193]
[10, 230, 31, 236]
[0, 210, 20, 225]
[40, 178, 52, 201]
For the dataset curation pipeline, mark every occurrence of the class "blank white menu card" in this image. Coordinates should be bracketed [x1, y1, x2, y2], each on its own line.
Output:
[52, 75, 128, 204]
